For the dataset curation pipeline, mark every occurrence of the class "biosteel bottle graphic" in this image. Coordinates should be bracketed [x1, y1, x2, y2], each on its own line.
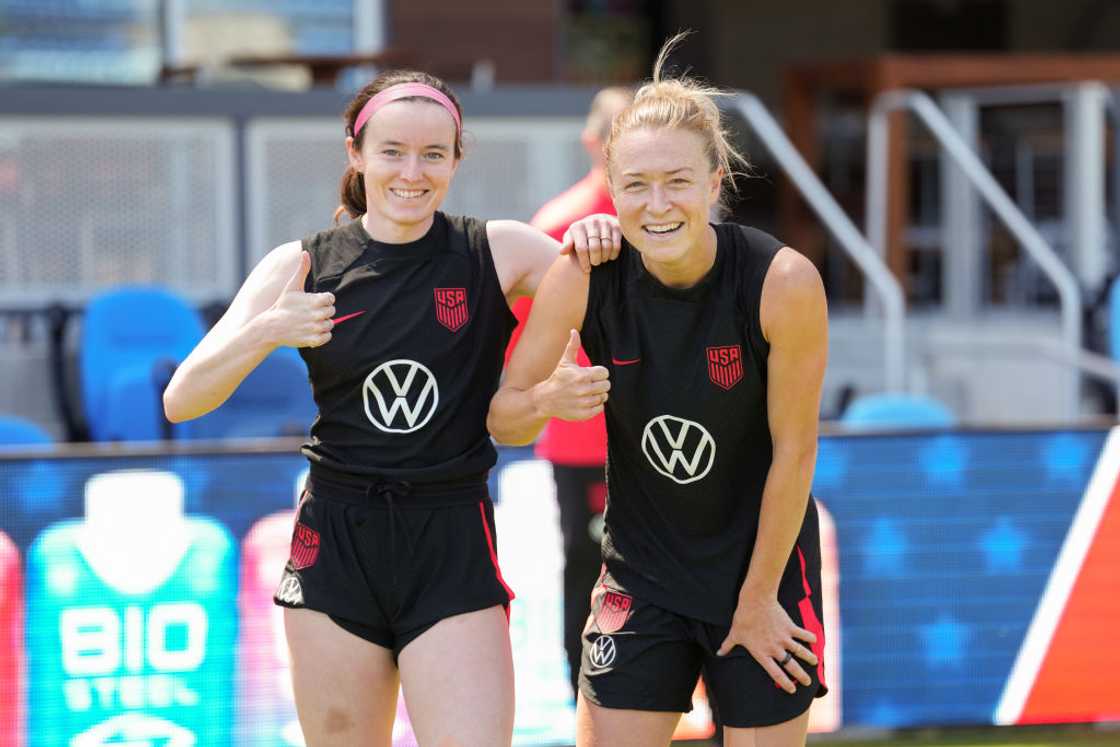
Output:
[27, 469, 236, 746]
[0, 530, 24, 747]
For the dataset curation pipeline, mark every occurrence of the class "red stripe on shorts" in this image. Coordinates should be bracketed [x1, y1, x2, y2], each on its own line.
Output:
[478, 501, 516, 610]
[797, 545, 827, 688]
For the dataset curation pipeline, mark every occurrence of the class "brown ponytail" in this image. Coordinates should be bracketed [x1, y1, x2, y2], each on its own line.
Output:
[334, 166, 367, 223]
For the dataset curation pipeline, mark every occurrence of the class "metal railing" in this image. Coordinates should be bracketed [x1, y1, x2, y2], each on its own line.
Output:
[730, 92, 908, 391]
[939, 82, 1115, 309]
[866, 89, 1083, 416]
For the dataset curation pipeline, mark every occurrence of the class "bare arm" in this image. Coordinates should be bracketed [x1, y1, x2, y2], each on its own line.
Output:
[716, 247, 829, 693]
[743, 248, 827, 607]
[486, 253, 609, 445]
[162, 242, 335, 422]
[488, 214, 623, 302]
[488, 220, 563, 302]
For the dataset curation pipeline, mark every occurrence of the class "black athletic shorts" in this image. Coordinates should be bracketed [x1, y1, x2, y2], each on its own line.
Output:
[578, 561, 827, 729]
[273, 465, 515, 661]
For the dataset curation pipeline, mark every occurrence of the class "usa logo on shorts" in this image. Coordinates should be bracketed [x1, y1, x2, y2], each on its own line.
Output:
[290, 522, 320, 570]
[434, 288, 469, 332]
[596, 590, 633, 634]
[706, 345, 743, 390]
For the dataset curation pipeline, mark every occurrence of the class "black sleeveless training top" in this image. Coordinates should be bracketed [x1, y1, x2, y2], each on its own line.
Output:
[580, 223, 792, 624]
[297, 212, 516, 482]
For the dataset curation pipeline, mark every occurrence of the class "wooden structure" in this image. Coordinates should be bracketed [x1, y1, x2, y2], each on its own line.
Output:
[161, 49, 414, 86]
[781, 54, 1120, 293]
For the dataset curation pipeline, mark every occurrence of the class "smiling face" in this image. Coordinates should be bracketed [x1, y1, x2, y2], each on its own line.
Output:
[346, 99, 460, 241]
[608, 126, 722, 272]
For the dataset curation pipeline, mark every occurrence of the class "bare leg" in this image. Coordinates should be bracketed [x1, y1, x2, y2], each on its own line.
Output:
[399, 605, 515, 747]
[575, 691, 681, 747]
[284, 608, 399, 747]
[723, 707, 811, 747]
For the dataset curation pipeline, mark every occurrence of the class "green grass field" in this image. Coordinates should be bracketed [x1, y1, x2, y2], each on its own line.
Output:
[808, 726, 1120, 747]
[676, 725, 1120, 747]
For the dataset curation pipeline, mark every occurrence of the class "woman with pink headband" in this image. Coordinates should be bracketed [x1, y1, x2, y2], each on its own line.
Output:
[164, 69, 620, 746]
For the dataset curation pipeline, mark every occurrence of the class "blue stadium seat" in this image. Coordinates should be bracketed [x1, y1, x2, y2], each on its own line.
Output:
[182, 347, 315, 440]
[1108, 276, 1120, 360]
[0, 415, 53, 448]
[80, 286, 203, 442]
[0, 415, 65, 520]
[841, 393, 957, 430]
[98, 362, 177, 442]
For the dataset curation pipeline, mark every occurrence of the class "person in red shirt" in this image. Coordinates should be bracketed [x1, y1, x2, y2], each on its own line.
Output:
[507, 86, 633, 698]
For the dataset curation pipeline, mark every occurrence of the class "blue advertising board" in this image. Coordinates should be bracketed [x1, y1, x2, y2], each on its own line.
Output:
[0, 428, 1117, 743]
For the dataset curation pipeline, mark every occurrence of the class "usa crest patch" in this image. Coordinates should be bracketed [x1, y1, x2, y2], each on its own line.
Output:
[596, 589, 634, 634]
[706, 345, 743, 390]
[434, 288, 469, 332]
[290, 522, 320, 570]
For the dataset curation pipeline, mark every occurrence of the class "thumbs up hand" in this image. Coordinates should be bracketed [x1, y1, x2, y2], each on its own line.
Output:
[267, 251, 336, 349]
[559, 328, 583, 366]
[534, 329, 611, 421]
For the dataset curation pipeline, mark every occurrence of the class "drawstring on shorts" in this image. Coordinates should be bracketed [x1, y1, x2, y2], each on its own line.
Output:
[366, 479, 414, 586]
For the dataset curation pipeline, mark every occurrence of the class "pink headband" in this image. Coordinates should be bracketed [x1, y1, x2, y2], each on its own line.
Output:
[352, 83, 462, 138]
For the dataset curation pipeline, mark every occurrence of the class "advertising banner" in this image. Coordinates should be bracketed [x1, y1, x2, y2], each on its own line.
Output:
[0, 428, 1116, 742]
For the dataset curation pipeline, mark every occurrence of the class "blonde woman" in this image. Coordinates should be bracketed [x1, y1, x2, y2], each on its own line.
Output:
[488, 36, 829, 747]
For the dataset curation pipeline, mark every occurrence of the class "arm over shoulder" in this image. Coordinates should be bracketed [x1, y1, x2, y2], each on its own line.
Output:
[486, 220, 562, 302]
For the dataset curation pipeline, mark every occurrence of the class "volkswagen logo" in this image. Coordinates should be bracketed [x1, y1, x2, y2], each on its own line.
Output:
[641, 415, 716, 484]
[362, 359, 439, 433]
[588, 635, 617, 670]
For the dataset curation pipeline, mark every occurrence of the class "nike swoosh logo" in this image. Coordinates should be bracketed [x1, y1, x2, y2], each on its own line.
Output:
[332, 310, 366, 325]
[611, 357, 640, 366]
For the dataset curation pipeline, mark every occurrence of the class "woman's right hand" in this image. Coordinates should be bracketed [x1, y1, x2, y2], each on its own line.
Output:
[263, 251, 336, 349]
[531, 329, 610, 421]
[561, 213, 623, 272]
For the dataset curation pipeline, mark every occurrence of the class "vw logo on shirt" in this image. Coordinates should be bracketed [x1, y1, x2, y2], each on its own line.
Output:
[641, 415, 716, 484]
[362, 359, 440, 433]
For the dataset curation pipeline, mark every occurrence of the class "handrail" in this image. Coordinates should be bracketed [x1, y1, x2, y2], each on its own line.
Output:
[940, 81, 1114, 306]
[938, 81, 1092, 106]
[729, 92, 907, 391]
[866, 89, 1083, 417]
[1106, 87, 1120, 246]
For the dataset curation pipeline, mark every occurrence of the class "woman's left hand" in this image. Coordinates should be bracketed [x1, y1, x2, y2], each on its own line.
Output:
[716, 597, 818, 694]
[561, 213, 622, 272]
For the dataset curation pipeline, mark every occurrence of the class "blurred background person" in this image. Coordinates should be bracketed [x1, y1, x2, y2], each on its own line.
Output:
[508, 85, 634, 700]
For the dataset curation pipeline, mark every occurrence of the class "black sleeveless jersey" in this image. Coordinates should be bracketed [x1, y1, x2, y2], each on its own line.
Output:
[580, 223, 795, 624]
[297, 212, 516, 481]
